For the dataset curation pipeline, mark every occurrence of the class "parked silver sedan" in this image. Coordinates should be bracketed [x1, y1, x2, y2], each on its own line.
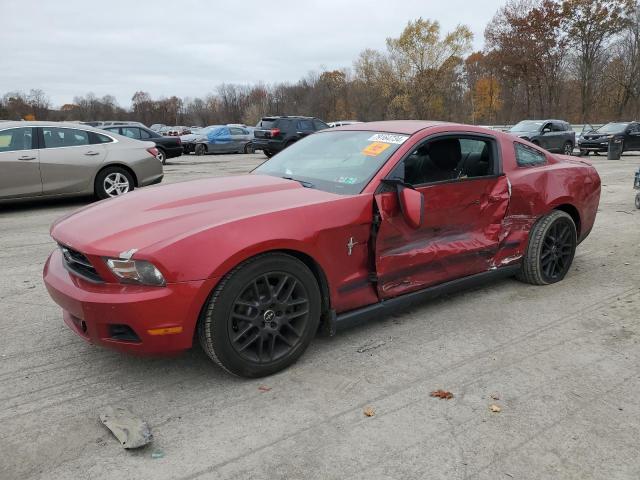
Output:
[0, 122, 163, 201]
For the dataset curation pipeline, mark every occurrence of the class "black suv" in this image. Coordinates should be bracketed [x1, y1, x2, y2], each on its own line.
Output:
[578, 121, 640, 156]
[253, 116, 329, 157]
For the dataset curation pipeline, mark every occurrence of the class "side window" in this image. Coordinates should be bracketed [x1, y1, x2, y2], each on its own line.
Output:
[229, 127, 244, 135]
[42, 127, 89, 148]
[398, 136, 496, 185]
[628, 123, 640, 134]
[515, 142, 546, 167]
[121, 127, 141, 139]
[139, 129, 152, 139]
[551, 122, 565, 132]
[0, 128, 33, 152]
[297, 119, 313, 131]
[313, 119, 329, 130]
[89, 132, 114, 144]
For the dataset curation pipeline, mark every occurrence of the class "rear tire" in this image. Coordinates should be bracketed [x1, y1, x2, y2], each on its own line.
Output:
[198, 253, 321, 377]
[563, 141, 573, 155]
[95, 166, 135, 200]
[516, 210, 577, 285]
[635, 193, 640, 210]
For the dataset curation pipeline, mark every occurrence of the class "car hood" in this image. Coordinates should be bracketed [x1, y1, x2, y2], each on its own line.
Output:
[50, 174, 341, 257]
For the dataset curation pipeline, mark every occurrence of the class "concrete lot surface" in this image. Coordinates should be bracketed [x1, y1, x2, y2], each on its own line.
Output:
[1, 152, 639, 479]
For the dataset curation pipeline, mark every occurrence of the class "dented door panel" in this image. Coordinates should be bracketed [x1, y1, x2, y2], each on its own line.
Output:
[374, 176, 510, 299]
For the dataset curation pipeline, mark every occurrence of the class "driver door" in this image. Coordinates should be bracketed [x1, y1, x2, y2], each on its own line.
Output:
[373, 135, 510, 300]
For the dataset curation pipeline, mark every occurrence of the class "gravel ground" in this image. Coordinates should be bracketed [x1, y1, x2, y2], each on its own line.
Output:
[1, 151, 639, 480]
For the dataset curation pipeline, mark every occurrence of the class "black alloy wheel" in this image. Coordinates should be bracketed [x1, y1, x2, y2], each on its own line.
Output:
[198, 253, 321, 377]
[539, 218, 575, 282]
[517, 210, 577, 285]
[228, 273, 309, 363]
[563, 141, 573, 155]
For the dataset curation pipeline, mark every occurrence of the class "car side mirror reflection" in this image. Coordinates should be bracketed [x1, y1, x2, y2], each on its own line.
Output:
[397, 185, 424, 229]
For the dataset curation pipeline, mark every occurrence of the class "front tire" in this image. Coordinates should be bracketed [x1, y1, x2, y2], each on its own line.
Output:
[635, 193, 640, 210]
[263, 150, 274, 158]
[95, 166, 134, 199]
[156, 148, 167, 164]
[195, 144, 207, 156]
[198, 253, 321, 377]
[244, 143, 254, 154]
[517, 210, 577, 285]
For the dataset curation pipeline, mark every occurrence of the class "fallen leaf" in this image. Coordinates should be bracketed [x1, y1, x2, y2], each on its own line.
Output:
[430, 389, 454, 400]
[490, 394, 500, 400]
[490, 404, 501, 413]
[363, 406, 375, 417]
[258, 385, 272, 392]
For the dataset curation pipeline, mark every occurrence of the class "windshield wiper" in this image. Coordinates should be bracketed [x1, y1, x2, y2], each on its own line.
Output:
[282, 176, 314, 188]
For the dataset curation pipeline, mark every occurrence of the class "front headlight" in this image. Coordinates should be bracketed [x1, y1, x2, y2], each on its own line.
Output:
[105, 258, 166, 286]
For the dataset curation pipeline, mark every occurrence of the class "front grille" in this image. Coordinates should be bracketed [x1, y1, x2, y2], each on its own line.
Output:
[59, 245, 103, 282]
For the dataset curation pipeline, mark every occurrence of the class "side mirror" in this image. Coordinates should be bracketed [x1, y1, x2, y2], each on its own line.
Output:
[542, 127, 551, 134]
[397, 184, 424, 229]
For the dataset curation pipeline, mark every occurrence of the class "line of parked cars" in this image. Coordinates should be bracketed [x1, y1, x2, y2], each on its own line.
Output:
[507, 119, 640, 157]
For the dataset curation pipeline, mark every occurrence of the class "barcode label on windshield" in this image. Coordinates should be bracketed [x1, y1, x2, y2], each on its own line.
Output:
[367, 133, 409, 144]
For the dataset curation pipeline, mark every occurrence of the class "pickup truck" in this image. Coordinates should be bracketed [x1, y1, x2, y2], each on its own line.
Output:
[508, 119, 575, 155]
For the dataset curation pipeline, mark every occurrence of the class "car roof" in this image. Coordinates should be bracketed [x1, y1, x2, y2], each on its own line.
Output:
[0, 121, 105, 131]
[330, 120, 451, 135]
[103, 124, 149, 129]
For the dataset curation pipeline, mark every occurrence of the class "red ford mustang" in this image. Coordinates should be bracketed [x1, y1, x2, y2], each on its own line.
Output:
[43, 121, 601, 377]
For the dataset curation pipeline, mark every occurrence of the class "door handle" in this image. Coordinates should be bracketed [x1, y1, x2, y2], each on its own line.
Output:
[18, 155, 36, 161]
[84, 151, 100, 156]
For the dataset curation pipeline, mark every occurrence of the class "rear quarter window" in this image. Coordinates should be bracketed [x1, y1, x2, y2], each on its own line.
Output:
[515, 142, 547, 167]
[259, 119, 278, 129]
[89, 132, 114, 144]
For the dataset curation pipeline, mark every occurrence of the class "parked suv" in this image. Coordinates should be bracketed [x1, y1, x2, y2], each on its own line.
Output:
[253, 116, 329, 157]
[509, 120, 575, 155]
[578, 121, 640, 156]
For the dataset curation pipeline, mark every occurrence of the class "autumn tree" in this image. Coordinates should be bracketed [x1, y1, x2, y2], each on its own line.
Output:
[474, 76, 503, 123]
[386, 18, 473, 118]
[485, 0, 568, 119]
[561, 0, 635, 121]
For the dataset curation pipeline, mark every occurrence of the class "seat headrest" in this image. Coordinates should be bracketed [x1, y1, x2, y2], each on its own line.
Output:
[429, 139, 461, 171]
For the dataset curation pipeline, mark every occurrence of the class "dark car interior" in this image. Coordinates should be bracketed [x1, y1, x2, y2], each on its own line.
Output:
[400, 137, 494, 185]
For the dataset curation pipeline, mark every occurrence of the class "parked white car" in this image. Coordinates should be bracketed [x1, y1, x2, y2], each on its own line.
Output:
[0, 122, 163, 201]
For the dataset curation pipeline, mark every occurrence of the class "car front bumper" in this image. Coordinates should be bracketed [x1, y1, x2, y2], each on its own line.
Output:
[43, 248, 205, 355]
[579, 141, 609, 152]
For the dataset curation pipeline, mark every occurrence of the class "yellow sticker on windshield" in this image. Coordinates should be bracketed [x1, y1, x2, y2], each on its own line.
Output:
[362, 142, 391, 157]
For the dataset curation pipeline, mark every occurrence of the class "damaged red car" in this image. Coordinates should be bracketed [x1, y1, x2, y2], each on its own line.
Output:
[43, 121, 601, 377]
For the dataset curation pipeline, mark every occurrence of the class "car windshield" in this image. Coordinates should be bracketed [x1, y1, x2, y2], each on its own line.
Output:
[254, 130, 409, 195]
[509, 121, 544, 132]
[596, 122, 629, 134]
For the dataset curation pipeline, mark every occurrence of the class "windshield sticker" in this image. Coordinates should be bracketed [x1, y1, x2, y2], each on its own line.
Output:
[367, 133, 409, 144]
[362, 142, 391, 157]
[336, 176, 358, 185]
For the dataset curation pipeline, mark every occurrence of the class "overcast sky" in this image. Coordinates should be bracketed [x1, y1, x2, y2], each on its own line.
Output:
[2, 0, 506, 107]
